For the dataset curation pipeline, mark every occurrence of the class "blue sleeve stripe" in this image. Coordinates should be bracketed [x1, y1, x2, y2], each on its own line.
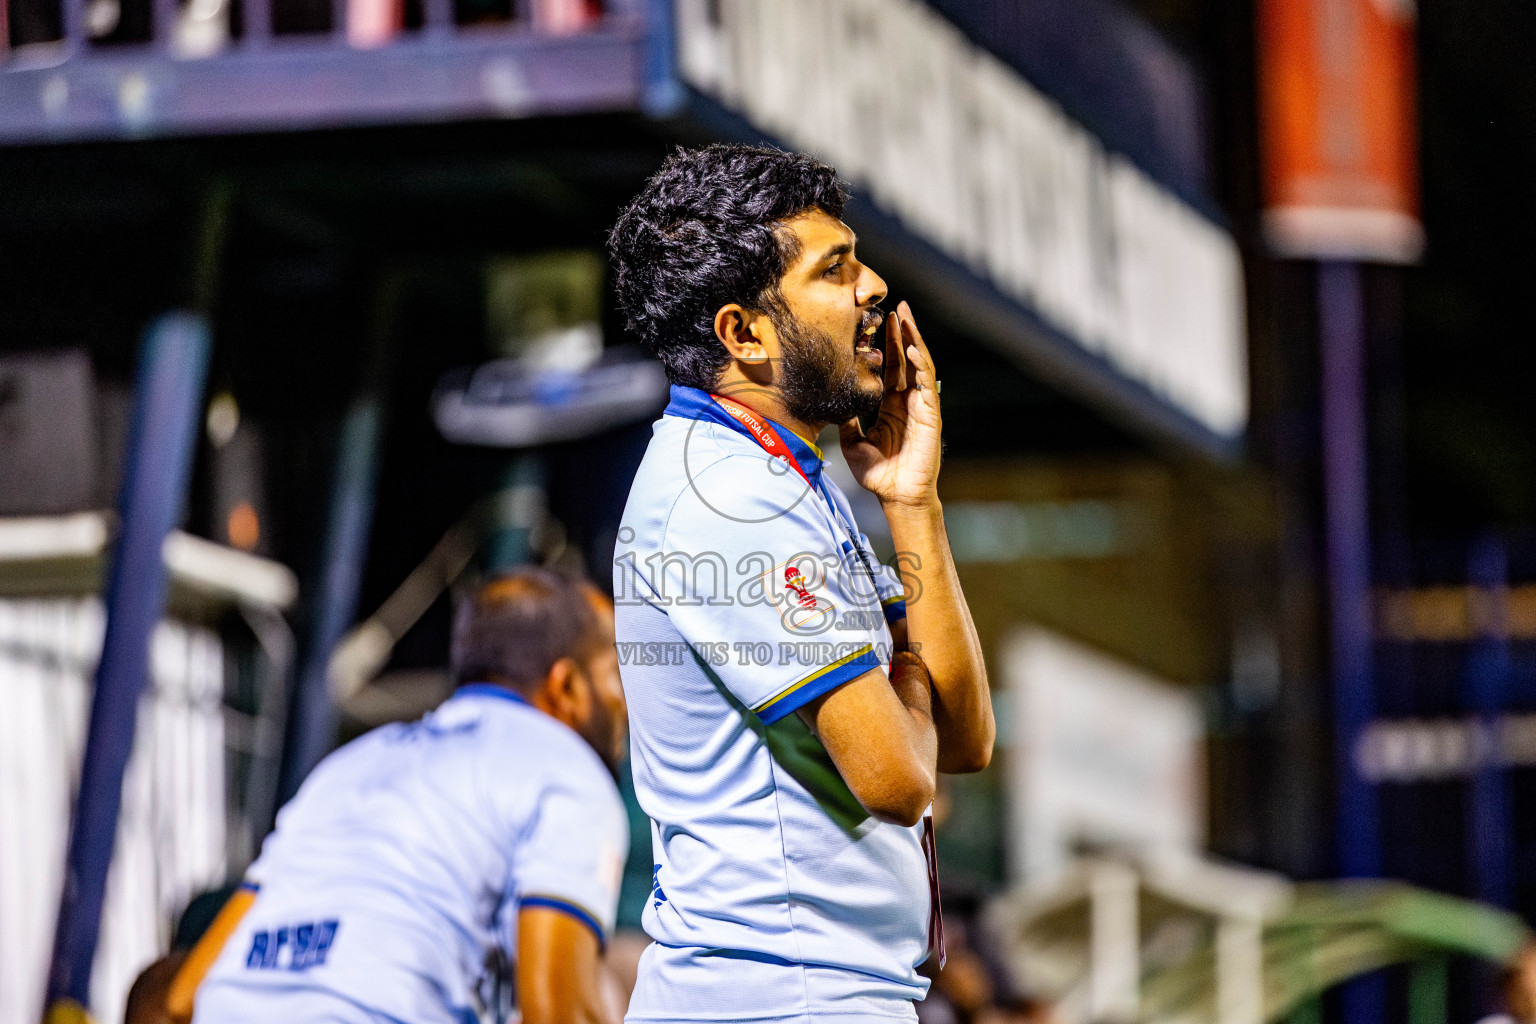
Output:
[753, 644, 879, 725]
[519, 896, 607, 949]
[882, 597, 907, 623]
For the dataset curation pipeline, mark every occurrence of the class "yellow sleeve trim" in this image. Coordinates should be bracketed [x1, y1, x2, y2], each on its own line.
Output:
[753, 643, 875, 717]
[165, 883, 258, 1021]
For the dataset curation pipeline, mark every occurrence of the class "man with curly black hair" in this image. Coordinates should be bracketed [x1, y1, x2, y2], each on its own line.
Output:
[609, 143, 994, 1023]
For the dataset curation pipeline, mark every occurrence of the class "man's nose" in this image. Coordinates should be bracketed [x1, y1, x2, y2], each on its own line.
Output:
[858, 265, 888, 308]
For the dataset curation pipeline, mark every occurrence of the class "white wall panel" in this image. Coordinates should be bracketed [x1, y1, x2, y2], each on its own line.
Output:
[0, 597, 226, 1024]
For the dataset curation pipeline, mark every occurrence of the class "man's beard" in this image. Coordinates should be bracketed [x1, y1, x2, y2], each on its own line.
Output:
[577, 682, 623, 778]
[774, 310, 884, 427]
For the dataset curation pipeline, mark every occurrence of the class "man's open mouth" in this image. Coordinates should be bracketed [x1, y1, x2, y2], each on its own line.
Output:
[854, 309, 885, 358]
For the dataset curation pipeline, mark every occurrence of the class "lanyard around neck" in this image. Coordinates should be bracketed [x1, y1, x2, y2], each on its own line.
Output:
[708, 394, 814, 489]
[709, 393, 881, 586]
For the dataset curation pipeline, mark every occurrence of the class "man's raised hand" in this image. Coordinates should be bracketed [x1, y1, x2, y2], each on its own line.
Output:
[839, 301, 943, 509]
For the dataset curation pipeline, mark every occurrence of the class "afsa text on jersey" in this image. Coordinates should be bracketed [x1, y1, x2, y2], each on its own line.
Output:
[246, 919, 340, 972]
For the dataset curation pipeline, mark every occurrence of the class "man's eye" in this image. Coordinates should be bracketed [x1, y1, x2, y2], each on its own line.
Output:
[824, 262, 844, 278]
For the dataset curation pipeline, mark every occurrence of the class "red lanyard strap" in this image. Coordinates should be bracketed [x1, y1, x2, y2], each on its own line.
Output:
[712, 393, 887, 603]
[923, 815, 946, 969]
[709, 394, 814, 489]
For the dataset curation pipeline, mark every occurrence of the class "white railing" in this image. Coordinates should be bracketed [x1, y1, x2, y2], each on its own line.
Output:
[0, 597, 227, 1024]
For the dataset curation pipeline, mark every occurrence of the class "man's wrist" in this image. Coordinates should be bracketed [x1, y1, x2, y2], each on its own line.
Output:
[880, 494, 943, 529]
[888, 652, 934, 717]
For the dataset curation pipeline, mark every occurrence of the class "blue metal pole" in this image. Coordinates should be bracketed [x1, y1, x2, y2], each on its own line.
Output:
[274, 393, 385, 809]
[1319, 261, 1380, 877]
[1317, 261, 1385, 1024]
[274, 272, 399, 814]
[1467, 533, 1512, 908]
[44, 313, 212, 1014]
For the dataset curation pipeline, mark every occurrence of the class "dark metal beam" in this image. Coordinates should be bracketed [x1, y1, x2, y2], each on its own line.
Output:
[43, 312, 211, 1014]
[0, 20, 645, 146]
[274, 273, 396, 808]
[1318, 259, 1386, 1024]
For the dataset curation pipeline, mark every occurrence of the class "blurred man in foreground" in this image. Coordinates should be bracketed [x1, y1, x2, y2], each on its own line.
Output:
[1478, 942, 1536, 1024]
[179, 569, 629, 1024]
[608, 144, 993, 1021]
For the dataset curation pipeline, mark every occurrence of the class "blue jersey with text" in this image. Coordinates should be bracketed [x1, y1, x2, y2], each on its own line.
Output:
[193, 686, 628, 1024]
[614, 386, 930, 1022]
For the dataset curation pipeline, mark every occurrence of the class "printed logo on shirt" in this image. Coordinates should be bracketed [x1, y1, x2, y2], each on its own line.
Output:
[783, 565, 817, 609]
[245, 919, 339, 971]
[651, 865, 668, 908]
[758, 557, 837, 635]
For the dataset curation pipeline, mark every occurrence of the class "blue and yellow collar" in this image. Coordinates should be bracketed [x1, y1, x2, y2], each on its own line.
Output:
[663, 385, 825, 484]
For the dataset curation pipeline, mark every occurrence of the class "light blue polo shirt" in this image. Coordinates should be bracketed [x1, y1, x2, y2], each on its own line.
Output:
[614, 386, 931, 1022]
[192, 686, 629, 1024]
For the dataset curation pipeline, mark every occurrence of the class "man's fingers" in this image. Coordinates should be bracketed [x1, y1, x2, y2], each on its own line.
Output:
[907, 343, 935, 390]
[897, 301, 937, 381]
[899, 304, 937, 395]
[883, 310, 907, 393]
[839, 417, 867, 447]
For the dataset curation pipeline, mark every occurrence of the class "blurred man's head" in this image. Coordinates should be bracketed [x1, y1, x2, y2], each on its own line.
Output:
[608, 143, 888, 429]
[1504, 942, 1536, 1023]
[451, 568, 625, 771]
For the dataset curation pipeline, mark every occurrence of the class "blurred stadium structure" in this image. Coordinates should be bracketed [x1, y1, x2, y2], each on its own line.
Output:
[0, 0, 1533, 1022]
[988, 861, 1529, 1024]
[0, 515, 295, 1024]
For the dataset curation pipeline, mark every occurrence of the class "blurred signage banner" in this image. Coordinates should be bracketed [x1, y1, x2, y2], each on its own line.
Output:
[676, 0, 1248, 439]
[1258, 0, 1422, 263]
[1356, 713, 1536, 783]
[1002, 626, 1204, 883]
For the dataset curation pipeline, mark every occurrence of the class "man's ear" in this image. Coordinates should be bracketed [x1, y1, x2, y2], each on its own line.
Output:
[714, 304, 770, 365]
[534, 657, 588, 727]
